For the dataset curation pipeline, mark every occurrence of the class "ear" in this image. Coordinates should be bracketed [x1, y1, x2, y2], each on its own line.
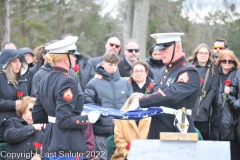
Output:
[101, 61, 105, 68]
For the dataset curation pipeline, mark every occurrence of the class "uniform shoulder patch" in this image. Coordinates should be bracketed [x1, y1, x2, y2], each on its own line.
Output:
[63, 88, 73, 101]
[177, 72, 189, 83]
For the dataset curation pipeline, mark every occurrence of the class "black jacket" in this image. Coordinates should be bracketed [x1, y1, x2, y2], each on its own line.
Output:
[4, 117, 45, 160]
[128, 77, 154, 94]
[76, 54, 95, 91]
[139, 56, 200, 139]
[145, 57, 164, 80]
[210, 67, 238, 140]
[32, 67, 88, 155]
[0, 49, 31, 142]
[30, 63, 81, 97]
[118, 57, 154, 79]
[190, 60, 219, 121]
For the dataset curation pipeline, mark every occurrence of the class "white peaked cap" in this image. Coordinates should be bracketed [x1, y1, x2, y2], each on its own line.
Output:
[150, 32, 184, 44]
[45, 36, 79, 54]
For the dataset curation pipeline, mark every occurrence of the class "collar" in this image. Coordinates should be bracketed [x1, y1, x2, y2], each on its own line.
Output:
[53, 66, 69, 74]
[122, 57, 132, 70]
[192, 60, 211, 68]
[165, 56, 186, 70]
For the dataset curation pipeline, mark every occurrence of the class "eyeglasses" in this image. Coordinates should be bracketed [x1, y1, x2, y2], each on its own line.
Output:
[213, 46, 225, 50]
[126, 49, 139, 53]
[198, 52, 209, 55]
[109, 43, 120, 49]
[133, 70, 145, 73]
[221, 59, 234, 64]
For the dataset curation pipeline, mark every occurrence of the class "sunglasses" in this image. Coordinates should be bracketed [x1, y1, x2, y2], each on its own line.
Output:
[126, 49, 139, 53]
[109, 43, 120, 49]
[221, 59, 234, 64]
[213, 46, 225, 50]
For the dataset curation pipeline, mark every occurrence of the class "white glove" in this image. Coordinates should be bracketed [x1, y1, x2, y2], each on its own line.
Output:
[88, 111, 100, 123]
[127, 97, 140, 111]
[130, 93, 144, 98]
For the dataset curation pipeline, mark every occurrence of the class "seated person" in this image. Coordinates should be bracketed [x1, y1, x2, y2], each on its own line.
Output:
[4, 96, 45, 160]
[111, 94, 151, 160]
[84, 51, 133, 160]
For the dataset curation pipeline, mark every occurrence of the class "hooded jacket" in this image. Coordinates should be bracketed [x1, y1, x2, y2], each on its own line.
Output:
[0, 49, 31, 141]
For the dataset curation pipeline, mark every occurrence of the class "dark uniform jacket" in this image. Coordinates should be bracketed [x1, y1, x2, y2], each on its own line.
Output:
[31, 63, 81, 96]
[139, 56, 200, 139]
[118, 57, 154, 79]
[190, 60, 219, 121]
[145, 57, 164, 80]
[32, 67, 89, 155]
[4, 117, 45, 160]
[84, 65, 133, 135]
[0, 50, 31, 142]
[210, 67, 239, 141]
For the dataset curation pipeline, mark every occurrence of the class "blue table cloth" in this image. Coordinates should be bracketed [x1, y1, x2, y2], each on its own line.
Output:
[83, 104, 163, 120]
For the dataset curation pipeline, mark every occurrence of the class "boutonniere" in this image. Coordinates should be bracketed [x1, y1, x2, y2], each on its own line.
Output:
[222, 79, 232, 107]
[73, 64, 80, 75]
[200, 78, 205, 85]
[145, 81, 154, 94]
[16, 91, 24, 100]
[33, 142, 42, 155]
[126, 143, 131, 150]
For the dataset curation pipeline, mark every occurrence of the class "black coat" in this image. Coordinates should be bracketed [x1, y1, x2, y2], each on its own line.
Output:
[4, 117, 45, 160]
[210, 68, 239, 140]
[0, 49, 31, 142]
[118, 57, 154, 79]
[76, 54, 95, 91]
[139, 56, 200, 139]
[128, 77, 154, 94]
[31, 63, 81, 97]
[191, 60, 219, 121]
[145, 57, 164, 80]
[32, 67, 89, 155]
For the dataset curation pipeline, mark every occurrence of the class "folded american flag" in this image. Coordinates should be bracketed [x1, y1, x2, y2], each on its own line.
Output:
[83, 104, 163, 120]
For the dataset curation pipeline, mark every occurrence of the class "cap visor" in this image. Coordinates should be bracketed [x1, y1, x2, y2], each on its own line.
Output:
[73, 50, 81, 55]
[154, 45, 165, 51]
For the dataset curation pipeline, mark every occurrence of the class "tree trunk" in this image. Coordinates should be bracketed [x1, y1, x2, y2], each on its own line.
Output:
[132, 0, 150, 60]
[21, 0, 27, 46]
[2, 0, 11, 48]
[123, 0, 134, 47]
[56, 0, 64, 38]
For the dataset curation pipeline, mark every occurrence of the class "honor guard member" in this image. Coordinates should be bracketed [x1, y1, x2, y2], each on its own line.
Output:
[128, 33, 200, 139]
[32, 36, 100, 160]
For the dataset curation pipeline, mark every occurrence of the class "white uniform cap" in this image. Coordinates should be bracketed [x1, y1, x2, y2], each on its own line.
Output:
[45, 36, 79, 55]
[150, 32, 184, 50]
[150, 32, 184, 44]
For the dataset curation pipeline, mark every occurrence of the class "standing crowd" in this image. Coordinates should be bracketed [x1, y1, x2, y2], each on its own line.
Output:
[0, 32, 240, 160]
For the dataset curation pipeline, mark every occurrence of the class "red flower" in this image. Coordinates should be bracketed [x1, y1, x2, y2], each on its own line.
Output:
[129, 78, 132, 84]
[224, 80, 232, 86]
[145, 81, 154, 94]
[126, 143, 131, 150]
[33, 142, 42, 149]
[16, 92, 24, 100]
[200, 78, 205, 84]
[73, 64, 79, 72]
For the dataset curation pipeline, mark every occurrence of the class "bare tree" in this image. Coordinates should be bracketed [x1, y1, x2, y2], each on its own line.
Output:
[122, 0, 150, 60]
[1, 0, 10, 49]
